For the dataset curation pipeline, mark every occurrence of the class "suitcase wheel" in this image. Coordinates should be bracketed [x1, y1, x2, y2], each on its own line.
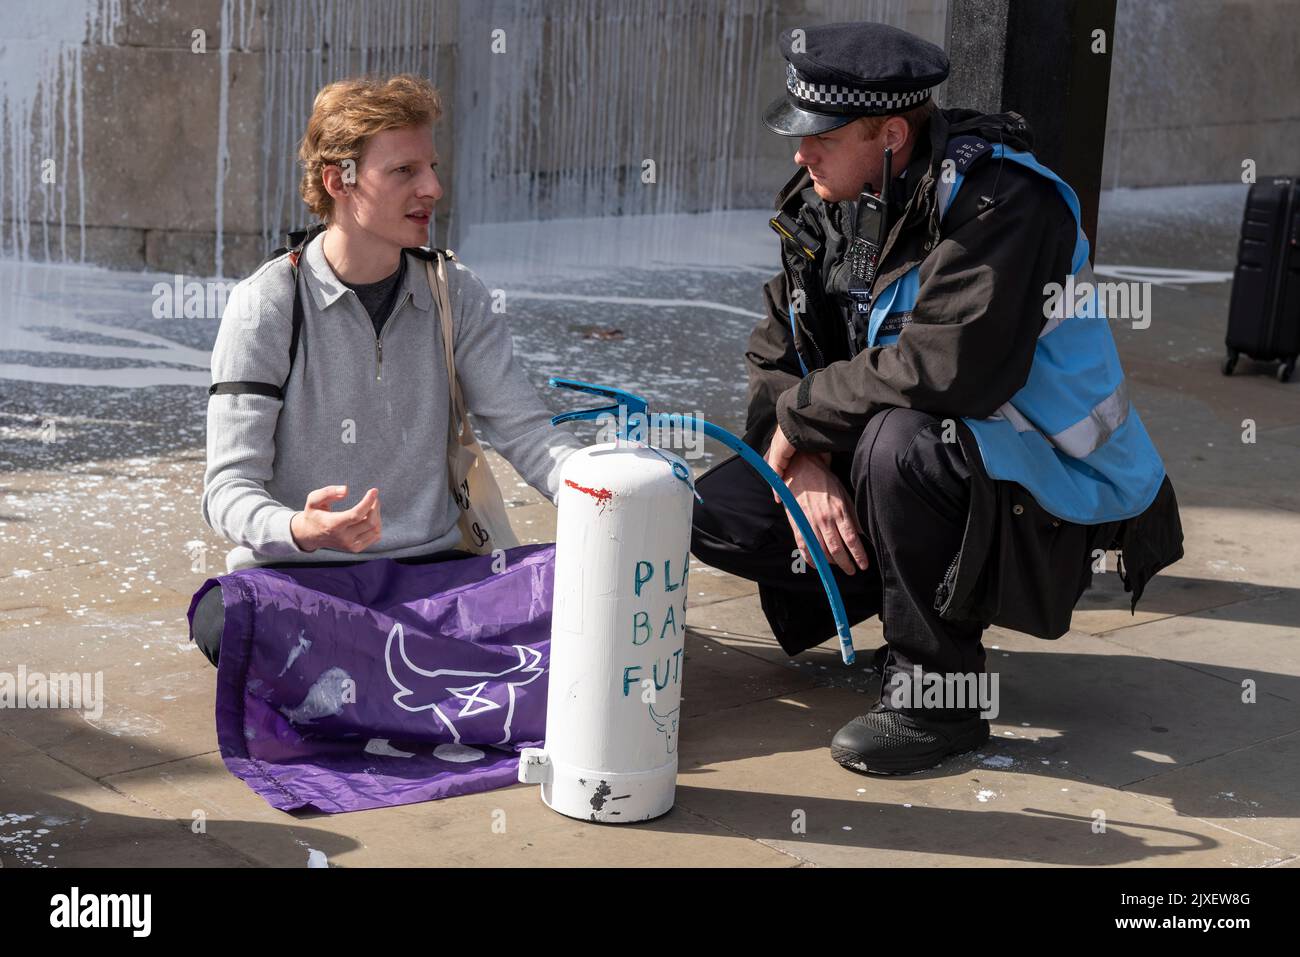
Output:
[1222, 350, 1239, 376]
[1279, 359, 1296, 384]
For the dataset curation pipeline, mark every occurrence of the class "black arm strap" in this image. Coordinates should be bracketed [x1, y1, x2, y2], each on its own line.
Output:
[208, 380, 283, 399]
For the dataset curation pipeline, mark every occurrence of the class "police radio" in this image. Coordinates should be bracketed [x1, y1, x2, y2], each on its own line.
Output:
[845, 147, 892, 353]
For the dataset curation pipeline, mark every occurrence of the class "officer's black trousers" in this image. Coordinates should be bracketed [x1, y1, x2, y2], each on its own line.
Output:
[691, 407, 986, 700]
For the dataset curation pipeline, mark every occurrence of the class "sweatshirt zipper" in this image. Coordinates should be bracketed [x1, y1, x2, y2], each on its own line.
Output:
[372, 293, 408, 382]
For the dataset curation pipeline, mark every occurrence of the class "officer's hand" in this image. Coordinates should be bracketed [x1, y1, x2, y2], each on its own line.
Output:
[779, 454, 870, 576]
[290, 485, 382, 553]
[764, 423, 798, 479]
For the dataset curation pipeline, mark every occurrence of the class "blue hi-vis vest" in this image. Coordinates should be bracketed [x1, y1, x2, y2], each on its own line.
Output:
[866, 140, 1166, 524]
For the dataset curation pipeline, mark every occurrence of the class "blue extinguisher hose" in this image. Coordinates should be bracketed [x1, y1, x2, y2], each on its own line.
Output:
[548, 378, 855, 666]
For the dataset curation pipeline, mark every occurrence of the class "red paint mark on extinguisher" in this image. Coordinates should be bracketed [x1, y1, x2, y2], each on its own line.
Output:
[565, 479, 613, 512]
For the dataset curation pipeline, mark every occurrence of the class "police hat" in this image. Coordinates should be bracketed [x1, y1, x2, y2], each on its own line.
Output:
[764, 22, 950, 137]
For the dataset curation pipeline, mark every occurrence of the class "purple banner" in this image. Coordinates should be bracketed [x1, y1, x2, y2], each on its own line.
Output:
[186, 545, 554, 814]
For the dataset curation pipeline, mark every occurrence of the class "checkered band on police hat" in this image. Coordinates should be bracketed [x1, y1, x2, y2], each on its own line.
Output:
[786, 63, 932, 113]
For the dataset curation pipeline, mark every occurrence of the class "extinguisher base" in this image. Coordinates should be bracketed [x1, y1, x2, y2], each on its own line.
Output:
[536, 756, 678, 824]
[517, 747, 552, 784]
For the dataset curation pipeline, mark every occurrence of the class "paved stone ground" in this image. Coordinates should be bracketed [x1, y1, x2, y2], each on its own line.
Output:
[3, 195, 1299, 867]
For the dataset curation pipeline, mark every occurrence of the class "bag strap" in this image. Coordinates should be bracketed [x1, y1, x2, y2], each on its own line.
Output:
[428, 253, 464, 418]
[285, 245, 307, 377]
[425, 251, 520, 553]
[207, 227, 315, 400]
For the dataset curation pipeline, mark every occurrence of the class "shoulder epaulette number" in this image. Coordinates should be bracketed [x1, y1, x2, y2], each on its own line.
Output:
[946, 135, 993, 173]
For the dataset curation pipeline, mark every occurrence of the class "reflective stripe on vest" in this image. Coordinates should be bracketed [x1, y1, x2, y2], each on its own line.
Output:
[866, 144, 1166, 524]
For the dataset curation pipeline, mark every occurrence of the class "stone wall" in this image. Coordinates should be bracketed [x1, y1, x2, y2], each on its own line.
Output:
[1, 0, 452, 277]
[3, 1, 271, 275]
[0, 0, 1294, 278]
[1100, 0, 1300, 189]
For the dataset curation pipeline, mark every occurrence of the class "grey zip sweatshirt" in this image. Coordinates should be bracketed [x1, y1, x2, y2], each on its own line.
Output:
[202, 233, 582, 574]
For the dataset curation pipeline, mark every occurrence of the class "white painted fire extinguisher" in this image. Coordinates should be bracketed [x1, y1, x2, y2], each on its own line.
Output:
[520, 379, 855, 823]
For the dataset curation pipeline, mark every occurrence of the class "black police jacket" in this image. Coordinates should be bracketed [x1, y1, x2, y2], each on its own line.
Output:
[743, 108, 1185, 653]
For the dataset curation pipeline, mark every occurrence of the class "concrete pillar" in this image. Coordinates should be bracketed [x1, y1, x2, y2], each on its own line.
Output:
[944, 0, 1116, 262]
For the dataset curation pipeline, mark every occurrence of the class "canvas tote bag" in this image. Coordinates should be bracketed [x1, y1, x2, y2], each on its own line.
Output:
[426, 253, 521, 555]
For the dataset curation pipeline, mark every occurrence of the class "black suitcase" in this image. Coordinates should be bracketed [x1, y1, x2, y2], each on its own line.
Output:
[1223, 176, 1300, 382]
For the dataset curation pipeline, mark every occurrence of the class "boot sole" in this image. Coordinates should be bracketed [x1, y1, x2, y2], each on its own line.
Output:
[831, 721, 991, 775]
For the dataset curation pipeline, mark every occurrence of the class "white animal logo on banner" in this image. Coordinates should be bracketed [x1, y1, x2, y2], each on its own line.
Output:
[384, 621, 545, 746]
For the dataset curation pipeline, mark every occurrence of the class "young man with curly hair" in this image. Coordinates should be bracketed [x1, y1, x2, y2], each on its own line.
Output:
[192, 74, 581, 665]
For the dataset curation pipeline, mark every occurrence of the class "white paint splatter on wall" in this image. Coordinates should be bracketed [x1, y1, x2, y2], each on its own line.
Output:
[0, 1, 122, 263]
[258, 0, 444, 255]
[213, 0, 256, 278]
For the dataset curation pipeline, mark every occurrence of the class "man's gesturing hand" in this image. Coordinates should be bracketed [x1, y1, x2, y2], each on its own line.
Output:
[290, 485, 382, 553]
[765, 424, 868, 576]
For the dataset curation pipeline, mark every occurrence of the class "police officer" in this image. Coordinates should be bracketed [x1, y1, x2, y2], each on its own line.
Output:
[690, 22, 1183, 774]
